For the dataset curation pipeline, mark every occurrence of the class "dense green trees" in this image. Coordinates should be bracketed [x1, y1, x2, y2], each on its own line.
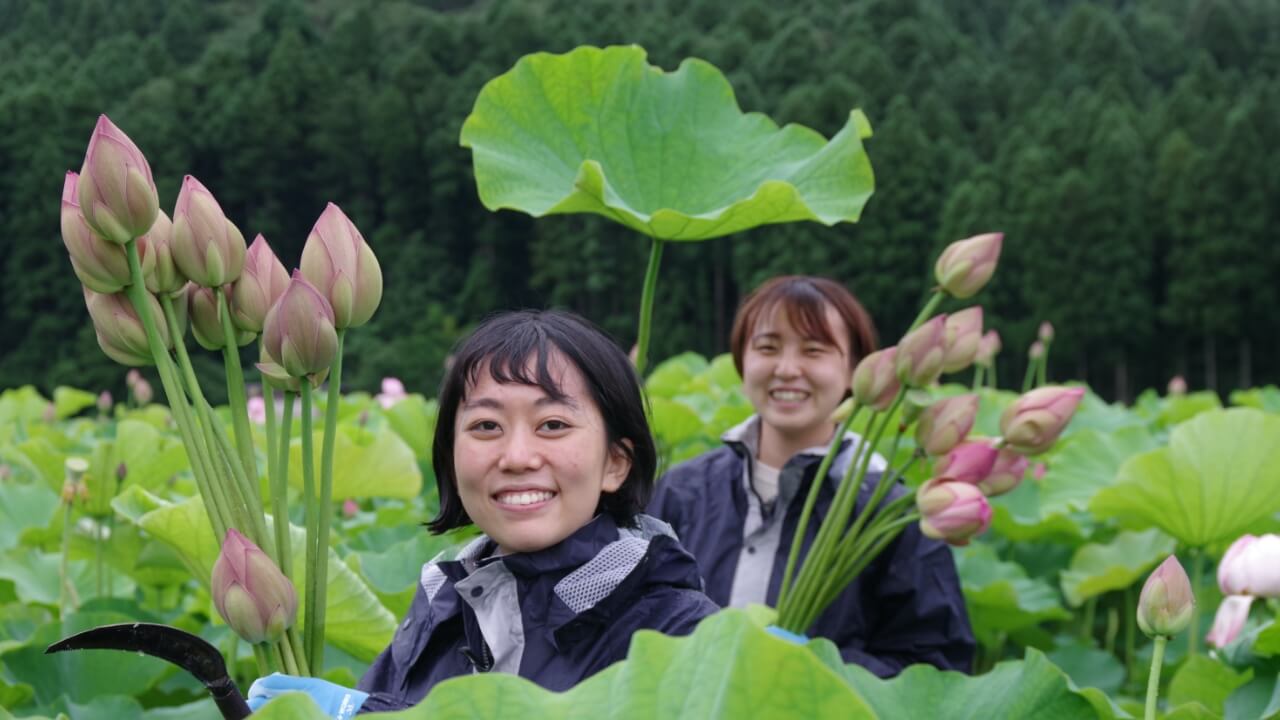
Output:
[1, 0, 1275, 402]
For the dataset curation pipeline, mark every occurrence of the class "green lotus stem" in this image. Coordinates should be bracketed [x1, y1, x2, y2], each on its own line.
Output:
[311, 329, 345, 674]
[1189, 548, 1204, 656]
[908, 290, 944, 332]
[1144, 634, 1168, 720]
[1081, 596, 1097, 640]
[811, 511, 921, 627]
[96, 520, 104, 597]
[633, 238, 665, 375]
[251, 644, 271, 677]
[273, 389, 296, 580]
[1039, 341, 1051, 386]
[202, 401, 274, 551]
[60, 498, 76, 615]
[261, 361, 287, 574]
[218, 290, 259, 485]
[1022, 358, 1037, 392]
[299, 381, 318, 667]
[779, 406, 863, 607]
[1125, 587, 1137, 690]
[988, 357, 999, 389]
[972, 366, 985, 391]
[286, 626, 310, 677]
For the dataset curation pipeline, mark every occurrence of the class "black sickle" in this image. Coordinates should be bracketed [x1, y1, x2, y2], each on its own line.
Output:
[46, 622, 251, 719]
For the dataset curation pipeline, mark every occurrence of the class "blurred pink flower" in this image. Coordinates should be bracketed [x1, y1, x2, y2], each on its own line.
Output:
[377, 377, 407, 409]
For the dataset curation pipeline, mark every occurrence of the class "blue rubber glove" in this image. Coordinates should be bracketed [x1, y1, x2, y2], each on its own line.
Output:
[766, 625, 810, 645]
[247, 673, 369, 719]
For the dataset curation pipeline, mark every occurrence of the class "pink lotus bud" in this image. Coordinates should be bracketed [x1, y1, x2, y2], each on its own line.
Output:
[132, 377, 153, 406]
[999, 386, 1085, 455]
[1028, 340, 1045, 360]
[1038, 321, 1054, 343]
[300, 203, 383, 329]
[934, 232, 1002, 299]
[211, 528, 297, 644]
[915, 394, 979, 456]
[84, 289, 170, 366]
[231, 234, 290, 333]
[975, 330, 1001, 368]
[1218, 534, 1280, 598]
[126, 369, 142, 388]
[256, 343, 303, 394]
[895, 315, 947, 387]
[1137, 555, 1195, 638]
[189, 286, 254, 351]
[851, 347, 900, 411]
[1206, 595, 1254, 649]
[76, 116, 159, 245]
[61, 171, 147, 293]
[247, 396, 266, 425]
[171, 176, 246, 287]
[1167, 376, 1187, 396]
[934, 441, 998, 485]
[917, 478, 991, 545]
[97, 391, 113, 414]
[941, 307, 983, 374]
[342, 498, 359, 518]
[141, 211, 184, 295]
[978, 447, 1030, 497]
[376, 377, 407, 409]
[262, 271, 339, 380]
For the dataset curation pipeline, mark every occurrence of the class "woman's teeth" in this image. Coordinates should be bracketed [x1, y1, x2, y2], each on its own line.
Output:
[496, 490, 556, 506]
[770, 390, 808, 401]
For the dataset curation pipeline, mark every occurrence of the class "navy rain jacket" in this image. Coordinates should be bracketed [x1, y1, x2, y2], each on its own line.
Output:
[648, 416, 975, 677]
[356, 513, 718, 712]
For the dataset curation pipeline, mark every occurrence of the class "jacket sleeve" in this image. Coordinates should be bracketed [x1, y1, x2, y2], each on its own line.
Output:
[848, 521, 976, 677]
[355, 647, 415, 713]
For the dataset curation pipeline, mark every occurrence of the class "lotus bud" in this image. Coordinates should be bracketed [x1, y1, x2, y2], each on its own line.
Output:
[171, 176, 246, 287]
[941, 307, 984, 374]
[96, 391, 113, 415]
[1206, 595, 1254, 648]
[132, 377, 153, 406]
[1218, 534, 1280, 598]
[1167, 376, 1187, 396]
[934, 441, 998, 486]
[343, 498, 359, 518]
[300, 203, 383, 329]
[978, 448, 1029, 497]
[1038, 321, 1054, 344]
[85, 289, 170, 366]
[829, 396, 855, 423]
[1028, 340, 1045, 360]
[76, 116, 159, 245]
[262, 271, 339, 381]
[42, 403, 56, 423]
[851, 347, 900, 411]
[917, 478, 991, 546]
[934, 232, 1002, 299]
[231, 234, 290, 333]
[256, 343, 302, 394]
[211, 528, 298, 644]
[116, 462, 128, 482]
[141, 211, 183, 295]
[1137, 555, 1195, 638]
[999, 386, 1085, 455]
[915, 394, 979, 456]
[895, 316, 947, 387]
[975, 330, 1001, 368]
[189, 286, 254, 351]
[126, 369, 142, 389]
[61, 171, 145, 293]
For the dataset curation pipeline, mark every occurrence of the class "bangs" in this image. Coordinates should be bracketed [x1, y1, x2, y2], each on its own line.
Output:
[460, 325, 569, 404]
[755, 286, 841, 348]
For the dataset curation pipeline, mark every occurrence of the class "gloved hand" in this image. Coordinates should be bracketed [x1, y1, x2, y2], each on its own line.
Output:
[766, 625, 810, 645]
[247, 673, 369, 719]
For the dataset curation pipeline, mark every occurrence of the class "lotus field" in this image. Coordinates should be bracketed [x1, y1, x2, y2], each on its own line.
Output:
[5, 44, 1280, 719]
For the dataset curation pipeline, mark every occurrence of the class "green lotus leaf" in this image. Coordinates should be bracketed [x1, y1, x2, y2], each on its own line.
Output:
[110, 485, 396, 660]
[1231, 386, 1280, 414]
[649, 397, 704, 449]
[1046, 640, 1126, 696]
[1059, 529, 1176, 607]
[1155, 391, 1223, 429]
[1039, 426, 1161, 517]
[0, 547, 123, 607]
[0, 676, 33, 711]
[461, 45, 874, 241]
[843, 647, 1124, 719]
[1168, 654, 1252, 717]
[52, 386, 97, 420]
[0, 482, 59, 553]
[288, 424, 422, 500]
[382, 394, 438, 466]
[1091, 408, 1280, 546]
[988, 478, 1088, 544]
[644, 352, 709, 398]
[0, 386, 49, 426]
[953, 543, 1072, 647]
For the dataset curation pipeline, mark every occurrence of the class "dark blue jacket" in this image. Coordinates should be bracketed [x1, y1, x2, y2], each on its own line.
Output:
[356, 514, 718, 712]
[648, 417, 975, 677]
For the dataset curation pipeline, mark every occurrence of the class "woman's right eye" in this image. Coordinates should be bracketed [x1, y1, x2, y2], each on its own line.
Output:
[469, 420, 500, 433]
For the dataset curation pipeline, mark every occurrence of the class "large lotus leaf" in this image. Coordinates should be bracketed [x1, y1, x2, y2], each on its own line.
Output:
[649, 397, 704, 449]
[988, 478, 1088, 543]
[111, 485, 396, 660]
[110, 418, 189, 492]
[382, 394, 438, 466]
[1091, 408, 1280, 546]
[461, 45, 875, 241]
[11, 436, 66, 493]
[377, 609, 875, 719]
[0, 546, 127, 607]
[1066, 391, 1147, 436]
[843, 648, 1122, 719]
[1168, 654, 1252, 717]
[1059, 529, 1177, 607]
[1231, 386, 1280, 414]
[0, 385, 49, 425]
[953, 544, 1071, 646]
[52, 386, 97, 420]
[645, 352, 709, 398]
[1223, 675, 1280, 720]
[288, 424, 422, 500]
[0, 481, 59, 552]
[1155, 392, 1223, 429]
[1046, 640, 1126, 695]
[1039, 426, 1161, 516]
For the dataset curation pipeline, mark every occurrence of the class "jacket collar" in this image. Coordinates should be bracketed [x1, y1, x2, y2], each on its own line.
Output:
[721, 414, 887, 490]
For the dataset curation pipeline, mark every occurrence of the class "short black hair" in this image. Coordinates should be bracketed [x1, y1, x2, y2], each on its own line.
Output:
[427, 310, 657, 534]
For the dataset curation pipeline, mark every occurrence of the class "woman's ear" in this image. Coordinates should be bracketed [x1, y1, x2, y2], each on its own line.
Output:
[601, 438, 633, 493]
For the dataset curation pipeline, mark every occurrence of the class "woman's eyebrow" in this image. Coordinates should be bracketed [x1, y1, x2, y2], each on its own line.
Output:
[461, 394, 580, 411]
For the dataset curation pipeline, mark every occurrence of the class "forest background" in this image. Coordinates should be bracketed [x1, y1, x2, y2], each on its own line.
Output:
[1, 0, 1275, 403]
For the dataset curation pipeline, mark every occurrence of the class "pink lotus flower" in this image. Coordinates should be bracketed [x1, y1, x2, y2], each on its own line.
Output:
[261, 271, 338, 380]
[934, 233, 1002, 299]
[895, 315, 947, 388]
[1032, 462, 1047, 480]
[934, 441, 998, 486]
[300, 203, 383, 329]
[342, 498, 360, 518]
[132, 377, 153, 406]
[999, 386, 1085, 455]
[851, 347, 900, 411]
[97, 391, 113, 414]
[941, 307, 984, 374]
[915, 394, 979, 456]
[978, 448, 1030, 497]
[1028, 340, 1045, 360]
[1207, 595, 1254, 649]
[1137, 555, 1195, 638]
[1218, 535, 1280, 597]
[376, 377, 407, 409]
[917, 478, 991, 546]
[76, 115, 159, 245]
[230, 234, 290, 334]
[975, 330, 1001, 368]
[171, 176, 246, 287]
[211, 528, 297, 644]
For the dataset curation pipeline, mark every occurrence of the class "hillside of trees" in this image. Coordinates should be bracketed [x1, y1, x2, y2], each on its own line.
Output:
[2, 0, 1276, 402]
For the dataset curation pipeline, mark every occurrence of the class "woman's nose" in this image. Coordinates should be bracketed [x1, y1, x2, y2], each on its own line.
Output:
[497, 428, 544, 472]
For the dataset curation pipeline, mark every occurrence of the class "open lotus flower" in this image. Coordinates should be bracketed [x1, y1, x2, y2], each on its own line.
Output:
[933, 441, 998, 486]
[941, 307, 983, 374]
[896, 316, 947, 388]
[262, 271, 339, 381]
[934, 232, 1002, 299]
[1137, 555, 1195, 638]
[171, 176, 246, 287]
[915, 394, 979, 456]
[1206, 534, 1280, 648]
[231, 234, 290, 333]
[84, 289, 170, 366]
[917, 477, 991, 546]
[76, 115, 159, 245]
[851, 347, 900, 411]
[999, 386, 1085, 455]
[978, 447, 1029, 497]
[211, 528, 297, 644]
[300, 203, 383, 329]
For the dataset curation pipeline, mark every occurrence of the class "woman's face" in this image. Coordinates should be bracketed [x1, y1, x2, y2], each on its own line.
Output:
[741, 302, 853, 444]
[453, 352, 630, 554]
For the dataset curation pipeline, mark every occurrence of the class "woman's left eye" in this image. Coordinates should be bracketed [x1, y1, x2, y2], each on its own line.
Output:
[541, 419, 570, 432]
